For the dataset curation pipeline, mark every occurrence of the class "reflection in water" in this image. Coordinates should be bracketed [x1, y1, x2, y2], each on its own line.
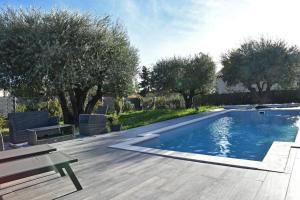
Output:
[137, 110, 300, 161]
[209, 117, 233, 157]
[295, 117, 300, 129]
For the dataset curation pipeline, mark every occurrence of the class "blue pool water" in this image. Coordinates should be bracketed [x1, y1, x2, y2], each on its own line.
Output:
[136, 110, 300, 161]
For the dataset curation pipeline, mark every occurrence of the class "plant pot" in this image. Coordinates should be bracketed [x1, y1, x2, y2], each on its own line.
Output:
[111, 124, 122, 132]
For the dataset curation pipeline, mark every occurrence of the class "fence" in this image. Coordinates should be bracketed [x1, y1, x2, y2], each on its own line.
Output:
[194, 90, 300, 106]
[0, 97, 15, 117]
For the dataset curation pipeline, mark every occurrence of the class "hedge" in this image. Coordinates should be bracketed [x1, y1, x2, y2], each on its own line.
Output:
[194, 90, 300, 106]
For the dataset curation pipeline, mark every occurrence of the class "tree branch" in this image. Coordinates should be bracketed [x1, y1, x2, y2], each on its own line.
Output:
[85, 85, 103, 113]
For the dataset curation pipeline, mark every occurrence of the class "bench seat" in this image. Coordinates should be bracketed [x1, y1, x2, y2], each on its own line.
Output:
[0, 144, 56, 163]
[0, 151, 82, 191]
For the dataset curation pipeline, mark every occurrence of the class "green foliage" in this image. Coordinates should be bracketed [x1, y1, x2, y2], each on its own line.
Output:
[0, 115, 7, 130]
[221, 38, 300, 94]
[123, 101, 135, 112]
[138, 66, 151, 97]
[47, 99, 63, 117]
[0, 8, 139, 124]
[151, 53, 216, 108]
[107, 114, 120, 126]
[119, 105, 221, 130]
[16, 98, 62, 117]
[16, 103, 27, 112]
[141, 95, 183, 109]
[114, 98, 124, 115]
[155, 96, 167, 109]
[141, 97, 155, 109]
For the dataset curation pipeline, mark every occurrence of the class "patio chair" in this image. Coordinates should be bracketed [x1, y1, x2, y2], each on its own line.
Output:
[8, 111, 59, 144]
[79, 114, 107, 135]
[0, 151, 82, 191]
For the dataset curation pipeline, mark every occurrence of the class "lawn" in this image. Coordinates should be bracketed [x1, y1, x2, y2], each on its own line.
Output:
[119, 105, 222, 130]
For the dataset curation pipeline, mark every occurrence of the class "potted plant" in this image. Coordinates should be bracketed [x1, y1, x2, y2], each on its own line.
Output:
[111, 115, 122, 131]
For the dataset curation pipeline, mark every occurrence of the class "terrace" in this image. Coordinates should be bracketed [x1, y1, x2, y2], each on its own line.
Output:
[0, 111, 299, 200]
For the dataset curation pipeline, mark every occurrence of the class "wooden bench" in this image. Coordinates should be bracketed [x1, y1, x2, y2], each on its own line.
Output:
[0, 151, 82, 191]
[27, 124, 75, 145]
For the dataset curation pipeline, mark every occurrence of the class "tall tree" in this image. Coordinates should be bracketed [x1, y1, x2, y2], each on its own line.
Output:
[151, 53, 216, 108]
[221, 38, 300, 95]
[138, 66, 151, 97]
[0, 8, 138, 124]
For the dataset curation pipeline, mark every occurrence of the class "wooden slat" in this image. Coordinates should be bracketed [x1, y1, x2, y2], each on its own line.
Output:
[0, 144, 56, 163]
[0, 152, 76, 182]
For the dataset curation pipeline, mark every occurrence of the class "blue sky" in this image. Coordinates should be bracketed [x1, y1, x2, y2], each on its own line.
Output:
[1, 0, 300, 70]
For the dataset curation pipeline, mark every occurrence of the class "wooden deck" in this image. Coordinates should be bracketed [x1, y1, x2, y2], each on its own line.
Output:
[1, 112, 300, 200]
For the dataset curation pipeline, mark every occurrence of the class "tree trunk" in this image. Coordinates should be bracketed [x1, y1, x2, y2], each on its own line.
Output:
[256, 82, 263, 95]
[85, 86, 103, 114]
[69, 88, 88, 125]
[58, 86, 102, 125]
[58, 92, 74, 124]
[182, 90, 195, 109]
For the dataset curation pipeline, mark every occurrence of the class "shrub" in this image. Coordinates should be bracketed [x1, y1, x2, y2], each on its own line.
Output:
[0, 115, 7, 130]
[16, 103, 27, 112]
[141, 95, 184, 110]
[141, 97, 155, 109]
[16, 98, 62, 118]
[123, 101, 135, 112]
[155, 96, 168, 109]
[193, 90, 300, 106]
[47, 99, 63, 117]
[114, 98, 124, 115]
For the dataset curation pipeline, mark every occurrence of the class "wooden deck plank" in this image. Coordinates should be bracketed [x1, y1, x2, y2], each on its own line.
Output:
[285, 150, 300, 200]
[254, 172, 290, 200]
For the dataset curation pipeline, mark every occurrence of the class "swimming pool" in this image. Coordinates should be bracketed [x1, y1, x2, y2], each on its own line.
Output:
[111, 109, 300, 171]
[135, 110, 300, 161]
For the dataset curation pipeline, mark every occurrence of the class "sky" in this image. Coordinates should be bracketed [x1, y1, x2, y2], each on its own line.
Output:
[1, 0, 300, 71]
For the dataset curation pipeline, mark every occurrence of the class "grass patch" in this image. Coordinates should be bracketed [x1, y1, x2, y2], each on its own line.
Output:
[119, 105, 222, 130]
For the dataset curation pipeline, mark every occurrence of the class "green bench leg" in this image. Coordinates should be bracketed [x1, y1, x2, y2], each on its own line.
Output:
[56, 167, 66, 177]
[64, 165, 82, 191]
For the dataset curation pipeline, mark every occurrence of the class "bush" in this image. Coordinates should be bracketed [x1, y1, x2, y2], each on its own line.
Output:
[155, 96, 167, 109]
[16, 98, 62, 118]
[0, 115, 7, 130]
[114, 98, 124, 115]
[141, 95, 184, 110]
[47, 99, 63, 117]
[123, 101, 135, 112]
[16, 103, 27, 112]
[193, 89, 300, 106]
[141, 97, 155, 109]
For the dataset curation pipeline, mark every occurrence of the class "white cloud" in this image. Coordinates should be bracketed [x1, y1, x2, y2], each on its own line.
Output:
[120, 0, 300, 71]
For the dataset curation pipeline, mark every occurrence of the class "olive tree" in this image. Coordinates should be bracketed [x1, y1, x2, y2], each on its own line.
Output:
[151, 53, 216, 108]
[221, 38, 300, 95]
[0, 8, 138, 123]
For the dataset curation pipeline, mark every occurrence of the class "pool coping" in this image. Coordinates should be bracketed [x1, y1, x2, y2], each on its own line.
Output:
[110, 108, 300, 173]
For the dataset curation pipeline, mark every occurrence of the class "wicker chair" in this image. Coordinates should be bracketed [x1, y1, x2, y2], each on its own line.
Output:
[79, 114, 107, 136]
[8, 111, 59, 144]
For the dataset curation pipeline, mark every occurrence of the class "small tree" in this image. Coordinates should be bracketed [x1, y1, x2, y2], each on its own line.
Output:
[138, 66, 151, 97]
[151, 53, 216, 108]
[221, 38, 300, 95]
